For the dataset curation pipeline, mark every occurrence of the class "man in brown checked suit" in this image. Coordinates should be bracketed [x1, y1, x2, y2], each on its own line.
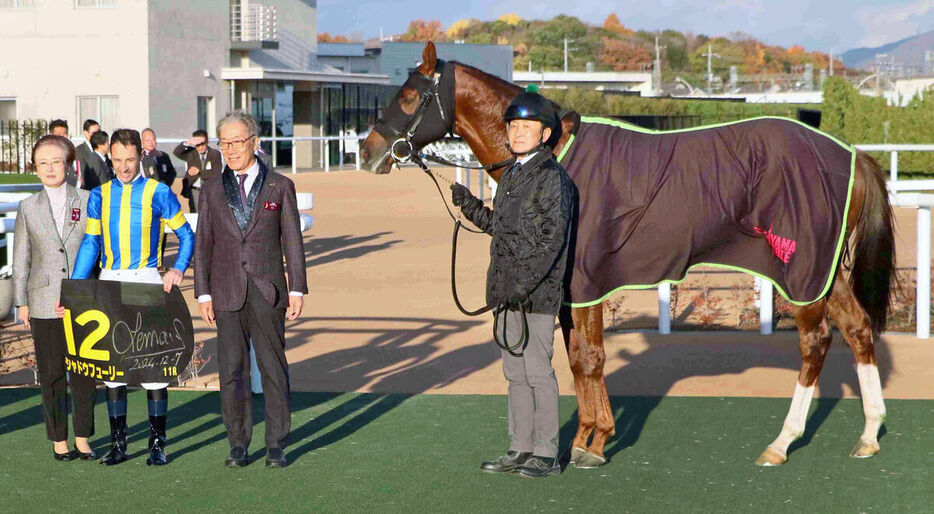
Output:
[194, 111, 306, 469]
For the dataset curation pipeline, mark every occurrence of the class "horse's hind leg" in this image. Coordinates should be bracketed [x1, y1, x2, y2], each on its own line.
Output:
[563, 304, 615, 468]
[756, 299, 832, 466]
[825, 275, 887, 458]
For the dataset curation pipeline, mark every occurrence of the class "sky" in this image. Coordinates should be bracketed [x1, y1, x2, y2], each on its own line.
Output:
[316, 0, 934, 53]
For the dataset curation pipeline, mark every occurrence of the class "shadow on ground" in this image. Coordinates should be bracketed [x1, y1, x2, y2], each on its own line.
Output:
[559, 329, 894, 463]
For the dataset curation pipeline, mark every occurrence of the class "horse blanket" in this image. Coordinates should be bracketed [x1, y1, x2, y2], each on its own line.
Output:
[556, 116, 855, 307]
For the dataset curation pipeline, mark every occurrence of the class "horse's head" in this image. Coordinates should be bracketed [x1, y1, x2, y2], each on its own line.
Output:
[362, 42, 455, 174]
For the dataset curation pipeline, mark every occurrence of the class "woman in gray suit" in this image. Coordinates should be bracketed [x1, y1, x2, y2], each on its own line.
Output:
[13, 135, 97, 461]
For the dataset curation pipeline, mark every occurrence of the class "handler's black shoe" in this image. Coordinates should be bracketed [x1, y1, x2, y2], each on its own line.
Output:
[266, 448, 287, 468]
[480, 451, 532, 473]
[517, 456, 560, 478]
[225, 447, 249, 468]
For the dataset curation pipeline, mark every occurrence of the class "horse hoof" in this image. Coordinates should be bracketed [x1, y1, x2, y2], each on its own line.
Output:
[850, 439, 880, 458]
[574, 451, 607, 469]
[755, 447, 787, 467]
[569, 447, 587, 466]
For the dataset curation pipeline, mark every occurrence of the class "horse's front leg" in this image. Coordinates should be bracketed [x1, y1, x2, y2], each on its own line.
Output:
[563, 304, 614, 468]
[757, 301, 831, 466]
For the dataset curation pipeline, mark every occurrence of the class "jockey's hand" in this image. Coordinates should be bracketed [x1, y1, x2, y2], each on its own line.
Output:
[450, 183, 474, 207]
[163, 269, 183, 292]
[54, 301, 65, 319]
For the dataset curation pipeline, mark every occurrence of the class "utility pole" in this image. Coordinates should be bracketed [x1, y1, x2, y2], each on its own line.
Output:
[702, 44, 722, 93]
[563, 37, 576, 73]
[653, 36, 666, 96]
[528, 60, 532, 72]
[829, 49, 834, 76]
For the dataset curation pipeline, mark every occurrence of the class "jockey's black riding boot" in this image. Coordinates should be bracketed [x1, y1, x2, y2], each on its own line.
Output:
[146, 388, 168, 466]
[101, 386, 128, 466]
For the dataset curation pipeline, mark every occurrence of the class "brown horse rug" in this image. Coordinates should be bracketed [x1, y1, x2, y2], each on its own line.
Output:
[556, 116, 855, 307]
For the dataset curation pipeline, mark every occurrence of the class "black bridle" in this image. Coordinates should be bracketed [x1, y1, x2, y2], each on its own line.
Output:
[373, 60, 515, 172]
[373, 61, 529, 356]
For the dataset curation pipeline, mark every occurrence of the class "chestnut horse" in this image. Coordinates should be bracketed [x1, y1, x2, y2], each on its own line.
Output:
[361, 42, 895, 468]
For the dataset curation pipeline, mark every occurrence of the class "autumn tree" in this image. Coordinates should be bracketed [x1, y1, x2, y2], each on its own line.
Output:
[601, 37, 652, 71]
[400, 20, 448, 42]
[446, 19, 472, 40]
[318, 32, 350, 43]
[498, 13, 521, 26]
[603, 14, 633, 36]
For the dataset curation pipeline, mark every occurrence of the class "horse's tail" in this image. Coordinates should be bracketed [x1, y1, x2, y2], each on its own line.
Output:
[849, 151, 896, 338]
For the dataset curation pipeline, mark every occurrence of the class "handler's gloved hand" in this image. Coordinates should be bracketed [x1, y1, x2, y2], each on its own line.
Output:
[450, 183, 474, 207]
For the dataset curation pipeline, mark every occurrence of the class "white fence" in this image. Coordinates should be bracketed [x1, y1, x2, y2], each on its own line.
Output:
[461, 143, 934, 340]
[3, 141, 934, 338]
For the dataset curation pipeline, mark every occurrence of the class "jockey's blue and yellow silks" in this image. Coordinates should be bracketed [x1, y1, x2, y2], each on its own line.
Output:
[72, 174, 194, 278]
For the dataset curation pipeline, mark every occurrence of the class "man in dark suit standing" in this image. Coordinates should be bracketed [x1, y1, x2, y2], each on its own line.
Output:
[49, 120, 78, 187]
[173, 129, 222, 213]
[142, 128, 179, 270]
[81, 130, 113, 191]
[194, 111, 306, 469]
[73, 119, 100, 189]
[141, 128, 177, 187]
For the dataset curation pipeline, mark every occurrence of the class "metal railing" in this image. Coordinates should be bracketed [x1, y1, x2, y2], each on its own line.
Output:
[5, 137, 932, 337]
[656, 144, 934, 339]
[0, 120, 48, 173]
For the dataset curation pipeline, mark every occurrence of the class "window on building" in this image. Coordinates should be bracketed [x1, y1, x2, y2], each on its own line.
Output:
[0, 0, 35, 8]
[77, 96, 118, 133]
[75, 0, 116, 7]
[197, 96, 215, 135]
[0, 98, 15, 122]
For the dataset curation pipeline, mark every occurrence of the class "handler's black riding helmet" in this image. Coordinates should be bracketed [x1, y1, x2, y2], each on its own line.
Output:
[503, 84, 556, 129]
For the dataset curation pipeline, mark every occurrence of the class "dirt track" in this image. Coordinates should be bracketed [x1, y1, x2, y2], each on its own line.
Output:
[3, 167, 933, 399]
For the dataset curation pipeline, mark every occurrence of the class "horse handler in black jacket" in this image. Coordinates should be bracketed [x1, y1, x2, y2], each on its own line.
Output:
[451, 87, 575, 478]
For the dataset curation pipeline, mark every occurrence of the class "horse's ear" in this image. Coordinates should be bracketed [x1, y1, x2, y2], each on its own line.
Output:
[418, 41, 438, 76]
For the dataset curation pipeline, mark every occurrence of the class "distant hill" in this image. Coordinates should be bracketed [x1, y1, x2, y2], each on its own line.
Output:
[334, 14, 841, 86]
[840, 30, 934, 71]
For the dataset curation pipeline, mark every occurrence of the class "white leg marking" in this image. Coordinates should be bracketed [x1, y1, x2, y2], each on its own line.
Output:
[856, 363, 886, 446]
[766, 383, 816, 460]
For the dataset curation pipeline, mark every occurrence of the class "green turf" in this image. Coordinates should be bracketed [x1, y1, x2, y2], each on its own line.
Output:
[0, 389, 931, 512]
[0, 173, 40, 185]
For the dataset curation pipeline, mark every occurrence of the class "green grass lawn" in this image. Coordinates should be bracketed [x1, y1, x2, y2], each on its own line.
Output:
[0, 173, 39, 185]
[1, 389, 931, 512]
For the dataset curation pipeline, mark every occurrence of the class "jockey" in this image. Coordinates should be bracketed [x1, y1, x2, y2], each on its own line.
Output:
[72, 129, 194, 466]
[450, 85, 575, 478]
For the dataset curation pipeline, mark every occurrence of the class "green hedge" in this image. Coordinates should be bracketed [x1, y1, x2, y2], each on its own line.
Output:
[543, 78, 934, 175]
[541, 88, 818, 124]
[0, 173, 40, 184]
[822, 77, 934, 174]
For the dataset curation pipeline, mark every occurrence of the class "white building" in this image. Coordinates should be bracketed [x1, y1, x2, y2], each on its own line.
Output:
[0, 0, 391, 168]
[512, 70, 653, 97]
[888, 76, 934, 106]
